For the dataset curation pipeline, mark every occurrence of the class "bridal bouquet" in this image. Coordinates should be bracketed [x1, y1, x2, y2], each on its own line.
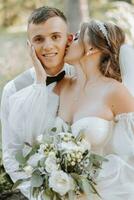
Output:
[13, 127, 107, 200]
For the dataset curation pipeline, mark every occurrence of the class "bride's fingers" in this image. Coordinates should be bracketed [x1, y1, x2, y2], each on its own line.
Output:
[27, 39, 31, 47]
[30, 45, 47, 81]
[27, 39, 33, 58]
[27, 41, 47, 82]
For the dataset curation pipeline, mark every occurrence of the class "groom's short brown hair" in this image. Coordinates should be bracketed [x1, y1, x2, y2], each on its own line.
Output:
[28, 6, 67, 25]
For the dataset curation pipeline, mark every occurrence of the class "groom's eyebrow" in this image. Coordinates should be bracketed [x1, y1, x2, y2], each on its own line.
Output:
[32, 32, 62, 38]
[51, 32, 63, 35]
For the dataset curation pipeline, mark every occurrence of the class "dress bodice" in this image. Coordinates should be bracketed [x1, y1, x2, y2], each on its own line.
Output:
[55, 116, 114, 154]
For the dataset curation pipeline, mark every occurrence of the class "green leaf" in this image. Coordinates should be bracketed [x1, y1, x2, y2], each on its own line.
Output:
[75, 130, 85, 142]
[15, 151, 26, 165]
[68, 190, 76, 200]
[90, 153, 108, 162]
[43, 191, 52, 200]
[12, 177, 30, 190]
[24, 142, 32, 147]
[39, 157, 46, 167]
[32, 187, 40, 199]
[51, 127, 57, 132]
[81, 178, 91, 197]
[22, 144, 32, 157]
[53, 194, 57, 200]
[67, 125, 72, 133]
[31, 170, 43, 187]
[12, 179, 24, 190]
[89, 181, 102, 199]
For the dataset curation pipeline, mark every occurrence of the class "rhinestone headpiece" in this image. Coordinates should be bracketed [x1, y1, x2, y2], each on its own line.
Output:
[95, 20, 111, 46]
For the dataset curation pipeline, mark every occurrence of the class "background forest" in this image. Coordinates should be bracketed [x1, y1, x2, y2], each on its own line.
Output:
[0, 0, 134, 199]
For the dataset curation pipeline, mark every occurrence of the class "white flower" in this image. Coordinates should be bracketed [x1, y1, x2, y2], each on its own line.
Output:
[38, 144, 46, 155]
[23, 165, 33, 176]
[60, 141, 78, 152]
[49, 170, 74, 196]
[27, 153, 43, 167]
[45, 155, 58, 173]
[37, 134, 43, 143]
[78, 139, 91, 152]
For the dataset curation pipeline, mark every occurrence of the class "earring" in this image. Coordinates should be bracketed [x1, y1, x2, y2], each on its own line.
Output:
[86, 47, 94, 56]
[86, 51, 90, 56]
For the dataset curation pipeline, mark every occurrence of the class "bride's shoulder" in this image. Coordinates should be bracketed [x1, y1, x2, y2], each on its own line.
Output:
[107, 79, 131, 96]
[107, 79, 134, 115]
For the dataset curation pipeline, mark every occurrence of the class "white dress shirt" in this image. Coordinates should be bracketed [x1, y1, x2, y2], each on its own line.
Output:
[0, 63, 75, 199]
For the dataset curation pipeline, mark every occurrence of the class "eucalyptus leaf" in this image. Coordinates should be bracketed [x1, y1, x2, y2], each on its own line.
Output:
[22, 144, 32, 157]
[15, 151, 26, 165]
[68, 190, 76, 200]
[81, 178, 91, 197]
[31, 170, 43, 187]
[89, 182, 102, 199]
[51, 127, 57, 132]
[68, 125, 72, 133]
[43, 191, 52, 200]
[75, 130, 85, 142]
[12, 179, 24, 190]
[91, 154, 108, 162]
[32, 187, 40, 199]
[13, 177, 30, 190]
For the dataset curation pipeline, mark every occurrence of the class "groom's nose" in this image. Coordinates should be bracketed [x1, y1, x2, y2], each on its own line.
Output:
[42, 38, 53, 51]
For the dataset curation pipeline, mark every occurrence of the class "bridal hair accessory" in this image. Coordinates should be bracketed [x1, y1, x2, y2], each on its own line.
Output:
[95, 20, 111, 47]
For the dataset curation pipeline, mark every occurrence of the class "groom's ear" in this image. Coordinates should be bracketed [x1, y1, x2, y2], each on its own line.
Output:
[66, 34, 74, 47]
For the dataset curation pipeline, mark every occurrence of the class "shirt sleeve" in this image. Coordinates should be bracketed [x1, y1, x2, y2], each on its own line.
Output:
[1, 80, 49, 199]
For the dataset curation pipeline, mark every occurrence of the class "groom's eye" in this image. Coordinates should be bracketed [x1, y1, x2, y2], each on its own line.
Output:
[34, 36, 44, 43]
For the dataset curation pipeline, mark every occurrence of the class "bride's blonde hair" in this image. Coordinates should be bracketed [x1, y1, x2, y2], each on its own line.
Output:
[79, 20, 125, 82]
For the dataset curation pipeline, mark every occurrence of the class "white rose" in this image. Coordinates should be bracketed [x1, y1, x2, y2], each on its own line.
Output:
[38, 144, 46, 155]
[37, 134, 43, 143]
[79, 139, 91, 152]
[23, 165, 33, 176]
[27, 153, 43, 167]
[60, 141, 78, 151]
[49, 171, 74, 196]
[45, 155, 58, 173]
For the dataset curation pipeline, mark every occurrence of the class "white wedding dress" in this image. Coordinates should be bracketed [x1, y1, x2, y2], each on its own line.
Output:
[1, 47, 134, 199]
[1, 80, 134, 200]
[55, 115, 134, 200]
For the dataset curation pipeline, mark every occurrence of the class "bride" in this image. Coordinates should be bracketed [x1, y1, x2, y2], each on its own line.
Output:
[55, 20, 134, 199]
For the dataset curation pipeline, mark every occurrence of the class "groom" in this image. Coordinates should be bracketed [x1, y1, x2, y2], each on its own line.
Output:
[1, 6, 73, 199]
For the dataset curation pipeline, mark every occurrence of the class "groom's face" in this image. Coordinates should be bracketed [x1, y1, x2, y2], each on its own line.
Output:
[28, 17, 68, 75]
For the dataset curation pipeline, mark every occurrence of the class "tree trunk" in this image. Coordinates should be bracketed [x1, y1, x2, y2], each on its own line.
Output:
[64, 0, 89, 33]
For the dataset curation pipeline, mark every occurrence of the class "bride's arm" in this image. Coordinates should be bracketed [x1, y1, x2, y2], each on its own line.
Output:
[109, 81, 134, 116]
[108, 81, 134, 158]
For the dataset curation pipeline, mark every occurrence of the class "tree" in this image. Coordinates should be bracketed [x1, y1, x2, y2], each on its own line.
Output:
[64, 0, 89, 32]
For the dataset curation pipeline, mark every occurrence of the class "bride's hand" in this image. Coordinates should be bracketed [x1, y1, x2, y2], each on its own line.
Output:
[27, 40, 47, 84]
